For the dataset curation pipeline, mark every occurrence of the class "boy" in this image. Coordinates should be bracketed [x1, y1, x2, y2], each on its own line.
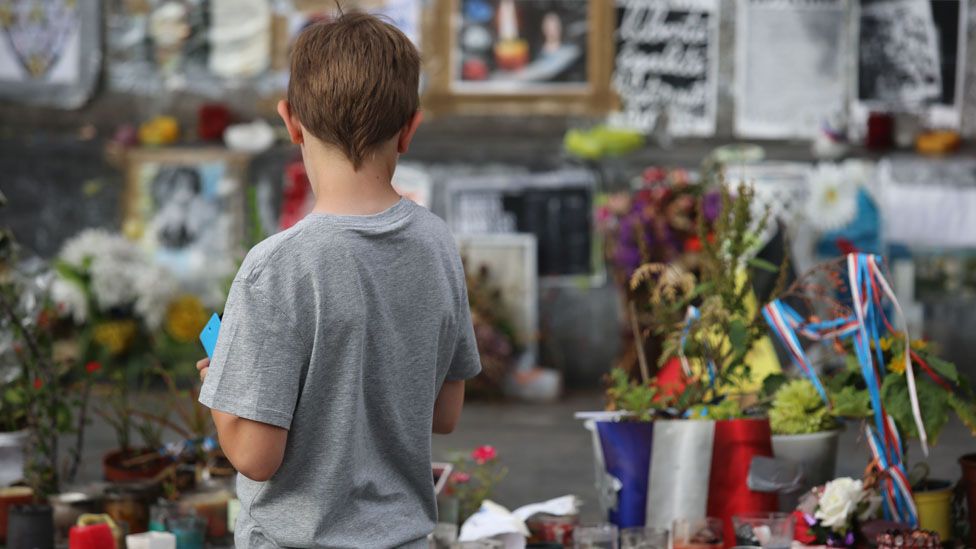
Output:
[196, 13, 482, 548]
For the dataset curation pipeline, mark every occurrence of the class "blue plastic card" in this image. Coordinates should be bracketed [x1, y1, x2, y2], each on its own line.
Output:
[199, 313, 221, 359]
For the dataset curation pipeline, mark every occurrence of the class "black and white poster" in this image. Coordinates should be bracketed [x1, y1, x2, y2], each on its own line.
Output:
[734, 0, 850, 138]
[857, 0, 967, 125]
[610, 0, 719, 137]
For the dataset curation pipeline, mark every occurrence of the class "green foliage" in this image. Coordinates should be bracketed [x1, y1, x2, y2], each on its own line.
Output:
[448, 448, 508, 524]
[628, 181, 782, 414]
[605, 368, 658, 422]
[689, 398, 744, 421]
[881, 371, 950, 445]
[831, 386, 872, 419]
[769, 379, 838, 435]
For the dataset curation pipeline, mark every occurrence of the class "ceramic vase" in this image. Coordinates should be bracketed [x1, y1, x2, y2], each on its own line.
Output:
[771, 429, 841, 511]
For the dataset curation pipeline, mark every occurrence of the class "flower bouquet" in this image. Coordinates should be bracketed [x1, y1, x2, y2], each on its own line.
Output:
[463, 262, 520, 399]
[794, 477, 880, 548]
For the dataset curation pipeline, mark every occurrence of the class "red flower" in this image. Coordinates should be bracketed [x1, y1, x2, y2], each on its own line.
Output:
[85, 361, 102, 374]
[33, 378, 43, 390]
[450, 472, 471, 484]
[684, 236, 702, 253]
[471, 445, 497, 464]
[792, 510, 817, 544]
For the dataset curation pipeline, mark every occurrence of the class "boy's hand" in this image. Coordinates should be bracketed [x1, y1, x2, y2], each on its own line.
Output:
[196, 357, 210, 383]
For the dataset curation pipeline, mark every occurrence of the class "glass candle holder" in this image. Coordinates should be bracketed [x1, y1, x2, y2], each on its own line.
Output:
[731, 512, 794, 549]
[620, 526, 668, 549]
[672, 517, 723, 549]
[573, 523, 619, 549]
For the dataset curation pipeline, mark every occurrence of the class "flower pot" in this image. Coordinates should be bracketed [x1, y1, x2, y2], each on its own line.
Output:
[7, 504, 54, 549]
[0, 486, 33, 544]
[960, 454, 976, 548]
[0, 430, 28, 487]
[596, 420, 654, 528]
[645, 419, 715, 530]
[50, 491, 102, 543]
[771, 430, 841, 511]
[103, 482, 158, 534]
[913, 479, 953, 541]
[707, 418, 778, 548]
[103, 448, 171, 482]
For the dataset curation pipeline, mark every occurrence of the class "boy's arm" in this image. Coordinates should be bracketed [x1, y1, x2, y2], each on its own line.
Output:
[198, 357, 289, 481]
[432, 380, 465, 434]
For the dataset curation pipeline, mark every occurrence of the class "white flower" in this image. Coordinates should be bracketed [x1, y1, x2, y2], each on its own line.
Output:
[134, 264, 179, 331]
[51, 278, 88, 324]
[815, 477, 865, 532]
[805, 163, 859, 231]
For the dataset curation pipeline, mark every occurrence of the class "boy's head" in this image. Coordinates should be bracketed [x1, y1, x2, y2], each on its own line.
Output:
[279, 13, 422, 170]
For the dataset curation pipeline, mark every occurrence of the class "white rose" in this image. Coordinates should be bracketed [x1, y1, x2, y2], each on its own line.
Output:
[815, 478, 864, 532]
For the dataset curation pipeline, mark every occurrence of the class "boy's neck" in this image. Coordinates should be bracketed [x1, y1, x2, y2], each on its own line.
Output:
[304, 143, 402, 216]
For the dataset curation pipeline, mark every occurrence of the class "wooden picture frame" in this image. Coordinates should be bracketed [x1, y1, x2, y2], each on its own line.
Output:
[122, 148, 250, 289]
[422, 0, 616, 116]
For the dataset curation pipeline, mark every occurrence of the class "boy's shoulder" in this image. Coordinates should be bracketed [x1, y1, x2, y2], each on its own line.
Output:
[235, 222, 313, 286]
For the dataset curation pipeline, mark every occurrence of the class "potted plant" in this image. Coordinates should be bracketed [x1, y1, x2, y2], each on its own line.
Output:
[50, 229, 180, 482]
[766, 377, 870, 511]
[599, 180, 786, 541]
[444, 445, 507, 525]
[793, 477, 881, 548]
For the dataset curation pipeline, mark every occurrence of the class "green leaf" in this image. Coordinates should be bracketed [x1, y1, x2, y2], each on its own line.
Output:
[761, 373, 787, 399]
[747, 257, 779, 273]
[922, 355, 959, 385]
[728, 319, 748, 352]
[947, 394, 976, 436]
[881, 375, 948, 444]
[831, 386, 872, 419]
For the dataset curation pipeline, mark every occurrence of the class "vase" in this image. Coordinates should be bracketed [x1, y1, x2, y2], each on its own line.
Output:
[645, 419, 715, 530]
[707, 418, 778, 548]
[7, 504, 55, 549]
[913, 479, 953, 541]
[0, 430, 28, 488]
[50, 491, 102, 543]
[0, 487, 33, 544]
[595, 420, 654, 528]
[103, 448, 171, 482]
[771, 430, 841, 511]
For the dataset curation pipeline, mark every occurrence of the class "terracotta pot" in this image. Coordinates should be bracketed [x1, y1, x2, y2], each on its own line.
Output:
[103, 482, 158, 535]
[0, 486, 33, 544]
[959, 454, 976, 547]
[913, 479, 953, 542]
[772, 430, 841, 511]
[103, 448, 171, 482]
[0, 430, 28, 488]
[7, 504, 54, 549]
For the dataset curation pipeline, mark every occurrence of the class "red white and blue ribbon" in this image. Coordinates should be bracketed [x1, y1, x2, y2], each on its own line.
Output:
[763, 253, 926, 526]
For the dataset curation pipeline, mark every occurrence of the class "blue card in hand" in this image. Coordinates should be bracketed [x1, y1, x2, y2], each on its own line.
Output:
[200, 313, 221, 359]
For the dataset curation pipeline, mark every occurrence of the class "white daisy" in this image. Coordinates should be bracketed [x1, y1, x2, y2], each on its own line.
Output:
[805, 163, 859, 231]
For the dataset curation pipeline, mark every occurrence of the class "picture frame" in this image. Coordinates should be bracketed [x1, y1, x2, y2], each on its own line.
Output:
[422, 0, 616, 115]
[123, 148, 250, 299]
[0, 0, 101, 108]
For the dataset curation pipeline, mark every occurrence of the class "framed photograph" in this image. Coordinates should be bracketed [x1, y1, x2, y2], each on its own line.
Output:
[123, 148, 249, 299]
[423, 0, 616, 115]
[853, 0, 969, 129]
[0, 0, 101, 107]
[456, 233, 539, 364]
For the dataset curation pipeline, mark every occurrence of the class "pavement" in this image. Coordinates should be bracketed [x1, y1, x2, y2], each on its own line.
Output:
[70, 391, 976, 524]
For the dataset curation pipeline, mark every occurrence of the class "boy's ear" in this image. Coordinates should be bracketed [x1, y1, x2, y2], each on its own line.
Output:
[277, 99, 304, 145]
[396, 110, 424, 155]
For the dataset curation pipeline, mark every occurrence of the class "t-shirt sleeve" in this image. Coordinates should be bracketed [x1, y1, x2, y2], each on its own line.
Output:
[198, 279, 310, 429]
[445, 282, 482, 382]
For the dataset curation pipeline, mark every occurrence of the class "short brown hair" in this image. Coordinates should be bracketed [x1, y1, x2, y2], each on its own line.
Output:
[288, 13, 420, 169]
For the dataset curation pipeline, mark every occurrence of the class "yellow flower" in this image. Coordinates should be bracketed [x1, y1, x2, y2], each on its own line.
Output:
[888, 352, 907, 375]
[93, 320, 138, 356]
[910, 339, 929, 351]
[878, 337, 893, 353]
[165, 295, 208, 343]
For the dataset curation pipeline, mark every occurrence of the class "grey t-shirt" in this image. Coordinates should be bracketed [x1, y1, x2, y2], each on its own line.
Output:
[199, 198, 482, 548]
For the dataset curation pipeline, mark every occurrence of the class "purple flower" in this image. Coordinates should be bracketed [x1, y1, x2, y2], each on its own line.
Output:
[703, 191, 722, 222]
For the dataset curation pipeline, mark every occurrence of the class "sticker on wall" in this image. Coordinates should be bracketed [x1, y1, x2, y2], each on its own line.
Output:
[609, 0, 719, 137]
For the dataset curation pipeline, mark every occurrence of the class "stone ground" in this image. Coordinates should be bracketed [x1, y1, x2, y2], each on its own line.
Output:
[70, 391, 976, 524]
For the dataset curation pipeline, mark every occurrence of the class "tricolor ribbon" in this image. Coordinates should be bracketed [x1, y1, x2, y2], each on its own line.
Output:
[865, 417, 918, 525]
[761, 300, 832, 406]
